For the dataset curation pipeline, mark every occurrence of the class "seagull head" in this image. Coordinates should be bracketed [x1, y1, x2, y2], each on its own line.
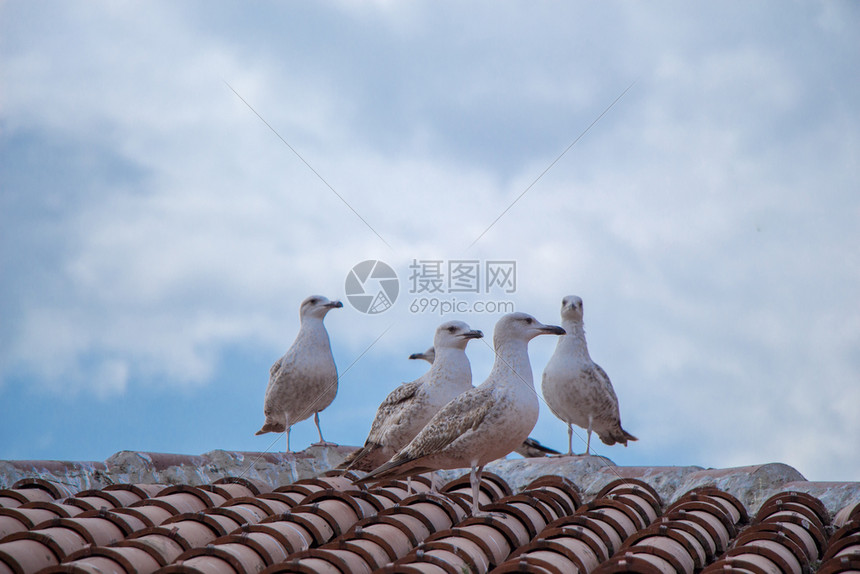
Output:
[560, 295, 584, 322]
[493, 312, 566, 347]
[408, 346, 436, 363]
[299, 295, 344, 321]
[434, 320, 484, 351]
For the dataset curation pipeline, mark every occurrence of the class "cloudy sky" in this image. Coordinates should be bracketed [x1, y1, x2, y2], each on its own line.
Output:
[1, 2, 858, 481]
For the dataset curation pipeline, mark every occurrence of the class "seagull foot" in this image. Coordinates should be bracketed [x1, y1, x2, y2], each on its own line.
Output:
[311, 440, 339, 447]
[471, 510, 508, 519]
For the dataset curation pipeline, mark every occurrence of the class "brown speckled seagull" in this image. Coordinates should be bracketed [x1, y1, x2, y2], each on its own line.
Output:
[542, 295, 637, 455]
[409, 344, 560, 458]
[256, 295, 342, 453]
[358, 312, 565, 515]
[339, 320, 483, 472]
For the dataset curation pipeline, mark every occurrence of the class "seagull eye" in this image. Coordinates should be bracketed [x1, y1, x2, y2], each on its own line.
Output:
[447, 326, 457, 333]
[309, 298, 319, 305]
[525, 317, 533, 324]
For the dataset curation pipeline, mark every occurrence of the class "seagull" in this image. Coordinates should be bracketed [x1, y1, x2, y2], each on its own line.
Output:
[409, 345, 560, 459]
[359, 312, 565, 515]
[541, 295, 637, 456]
[515, 437, 561, 458]
[256, 295, 343, 453]
[408, 346, 436, 362]
[339, 320, 484, 472]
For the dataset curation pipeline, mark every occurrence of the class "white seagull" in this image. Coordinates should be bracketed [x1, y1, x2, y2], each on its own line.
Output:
[358, 312, 565, 515]
[339, 321, 484, 472]
[542, 295, 637, 456]
[256, 295, 343, 453]
[409, 345, 560, 458]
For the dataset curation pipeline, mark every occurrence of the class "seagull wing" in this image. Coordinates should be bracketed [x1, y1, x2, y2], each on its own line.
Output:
[592, 363, 619, 402]
[591, 362, 638, 445]
[366, 381, 423, 443]
[358, 386, 494, 482]
[269, 359, 281, 380]
[339, 381, 422, 470]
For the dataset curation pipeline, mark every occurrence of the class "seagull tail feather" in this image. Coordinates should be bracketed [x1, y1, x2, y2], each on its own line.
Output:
[522, 437, 561, 455]
[600, 426, 639, 447]
[337, 442, 381, 471]
[255, 421, 285, 435]
[354, 453, 428, 484]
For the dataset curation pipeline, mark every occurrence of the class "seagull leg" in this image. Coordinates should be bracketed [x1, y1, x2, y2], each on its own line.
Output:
[470, 464, 480, 516]
[567, 423, 574, 456]
[285, 430, 298, 484]
[584, 415, 593, 456]
[311, 412, 338, 447]
[470, 464, 486, 516]
[314, 412, 325, 442]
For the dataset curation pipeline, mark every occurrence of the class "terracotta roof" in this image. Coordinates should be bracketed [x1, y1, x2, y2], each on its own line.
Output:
[1, 449, 859, 573]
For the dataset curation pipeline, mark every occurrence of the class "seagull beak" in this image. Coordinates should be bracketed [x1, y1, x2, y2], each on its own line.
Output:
[408, 352, 425, 360]
[327, 300, 344, 309]
[540, 325, 566, 336]
[460, 330, 484, 340]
